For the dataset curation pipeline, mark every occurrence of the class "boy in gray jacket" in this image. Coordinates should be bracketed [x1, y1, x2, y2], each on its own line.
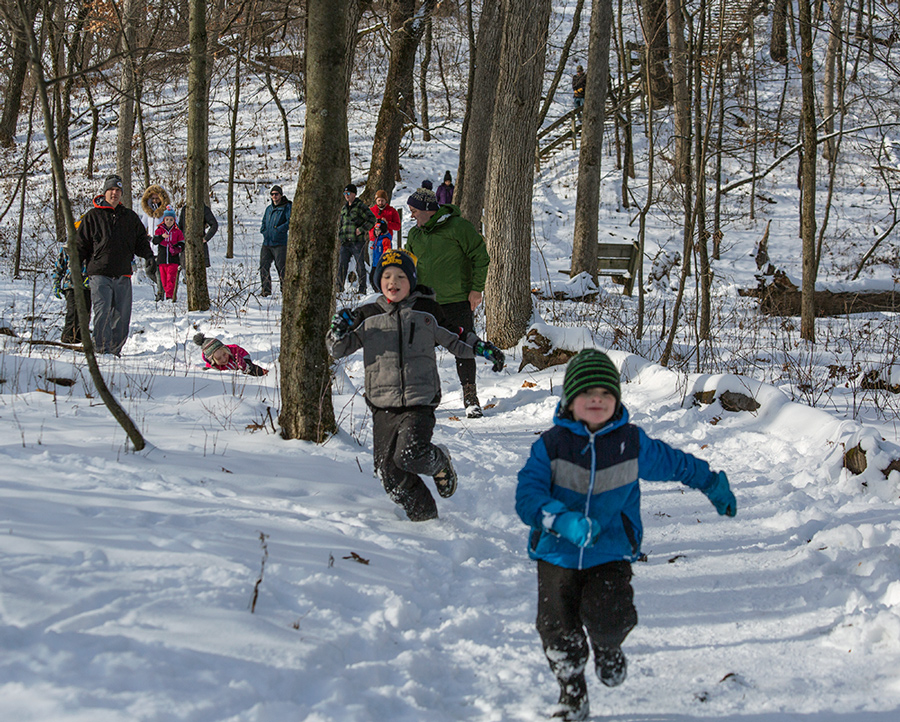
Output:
[327, 249, 505, 521]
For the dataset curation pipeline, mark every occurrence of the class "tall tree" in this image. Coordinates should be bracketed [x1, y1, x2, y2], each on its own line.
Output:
[822, 0, 845, 162]
[116, 0, 138, 206]
[667, 0, 690, 184]
[363, 0, 437, 204]
[456, 0, 503, 229]
[279, 0, 357, 442]
[0, 0, 35, 147]
[639, 0, 672, 106]
[771, 0, 789, 64]
[570, 0, 614, 282]
[482, 0, 552, 348]
[185, 0, 211, 311]
[798, 0, 818, 340]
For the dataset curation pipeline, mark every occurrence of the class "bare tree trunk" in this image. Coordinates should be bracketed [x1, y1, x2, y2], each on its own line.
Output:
[771, 0, 789, 63]
[0, 1, 32, 147]
[227, 49, 241, 260]
[419, 16, 432, 142]
[279, 0, 356, 442]
[640, 0, 672, 107]
[822, 0, 844, 161]
[483, 0, 552, 348]
[667, 0, 690, 185]
[571, 0, 614, 283]
[185, 0, 211, 311]
[363, 0, 437, 204]
[798, 0, 817, 341]
[116, 0, 138, 207]
[12, 0, 146, 451]
[457, 0, 504, 230]
[537, 0, 585, 128]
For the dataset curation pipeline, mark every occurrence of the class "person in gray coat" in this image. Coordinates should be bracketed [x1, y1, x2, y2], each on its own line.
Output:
[327, 249, 505, 521]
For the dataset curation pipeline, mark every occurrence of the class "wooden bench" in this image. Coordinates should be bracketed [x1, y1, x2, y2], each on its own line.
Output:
[598, 240, 640, 296]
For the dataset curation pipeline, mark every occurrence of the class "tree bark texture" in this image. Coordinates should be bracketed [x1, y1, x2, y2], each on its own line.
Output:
[363, 0, 437, 204]
[456, 0, 504, 230]
[571, 0, 614, 283]
[116, 0, 138, 207]
[0, 1, 33, 147]
[483, 0, 552, 348]
[278, 0, 357, 442]
[185, 0, 211, 311]
[771, 0, 789, 64]
[798, 0, 818, 340]
[639, 0, 672, 107]
[822, 0, 844, 162]
[666, 0, 690, 185]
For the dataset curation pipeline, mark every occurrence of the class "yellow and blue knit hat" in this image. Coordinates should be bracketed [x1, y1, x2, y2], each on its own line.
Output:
[562, 349, 621, 407]
[372, 248, 418, 291]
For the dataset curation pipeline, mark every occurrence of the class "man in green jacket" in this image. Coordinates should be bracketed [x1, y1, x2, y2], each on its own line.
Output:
[405, 186, 491, 418]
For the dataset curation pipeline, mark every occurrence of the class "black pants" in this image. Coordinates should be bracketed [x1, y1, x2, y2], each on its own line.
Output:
[439, 300, 476, 388]
[260, 244, 286, 294]
[536, 560, 637, 688]
[62, 287, 91, 344]
[337, 240, 368, 293]
[371, 406, 446, 521]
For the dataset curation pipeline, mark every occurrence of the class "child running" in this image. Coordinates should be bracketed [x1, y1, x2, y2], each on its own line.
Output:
[515, 349, 737, 720]
[327, 248, 505, 521]
[193, 333, 268, 376]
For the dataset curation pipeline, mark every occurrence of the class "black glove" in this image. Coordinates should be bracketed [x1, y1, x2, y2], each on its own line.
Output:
[330, 309, 356, 340]
[474, 340, 505, 372]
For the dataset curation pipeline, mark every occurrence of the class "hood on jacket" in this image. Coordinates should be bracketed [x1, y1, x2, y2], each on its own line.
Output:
[419, 203, 462, 233]
[141, 185, 172, 219]
[92, 194, 116, 210]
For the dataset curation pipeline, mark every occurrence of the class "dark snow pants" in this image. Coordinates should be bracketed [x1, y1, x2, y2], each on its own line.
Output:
[260, 244, 286, 295]
[536, 560, 637, 690]
[89, 275, 133, 355]
[337, 240, 368, 294]
[439, 300, 477, 390]
[371, 405, 447, 521]
[62, 287, 91, 344]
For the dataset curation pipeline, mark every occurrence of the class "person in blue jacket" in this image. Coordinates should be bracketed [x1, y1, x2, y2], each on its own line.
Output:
[515, 350, 737, 721]
[259, 184, 292, 296]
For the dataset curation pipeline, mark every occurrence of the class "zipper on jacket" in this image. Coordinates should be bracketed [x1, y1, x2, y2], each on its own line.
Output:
[579, 430, 598, 570]
[397, 310, 406, 405]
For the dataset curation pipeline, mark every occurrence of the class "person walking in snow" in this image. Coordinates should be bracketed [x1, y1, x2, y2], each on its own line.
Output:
[336, 183, 377, 295]
[140, 184, 174, 300]
[152, 206, 185, 300]
[327, 249, 505, 522]
[76, 174, 154, 355]
[515, 350, 737, 721]
[193, 333, 268, 376]
[369, 189, 401, 250]
[435, 171, 454, 205]
[178, 203, 219, 268]
[52, 228, 91, 345]
[259, 184, 292, 297]
[572, 65, 586, 108]
[370, 219, 393, 271]
[404, 185, 491, 418]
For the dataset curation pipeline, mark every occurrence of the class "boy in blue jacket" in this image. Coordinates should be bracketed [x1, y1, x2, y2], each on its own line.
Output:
[515, 350, 736, 721]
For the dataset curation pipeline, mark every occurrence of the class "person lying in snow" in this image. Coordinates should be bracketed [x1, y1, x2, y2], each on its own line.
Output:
[327, 248, 505, 522]
[515, 349, 737, 721]
[193, 333, 268, 376]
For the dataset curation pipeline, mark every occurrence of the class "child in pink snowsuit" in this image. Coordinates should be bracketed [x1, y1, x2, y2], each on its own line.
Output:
[153, 206, 184, 300]
[193, 333, 268, 376]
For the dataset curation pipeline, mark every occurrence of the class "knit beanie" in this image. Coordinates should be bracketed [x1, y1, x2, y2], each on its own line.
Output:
[371, 248, 417, 292]
[103, 174, 123, 192]
[375, 189, 388, 201]
[443, 171, 452, 183]
[562, 349, 621, 407]
[344, 183, 358, 195]
[193, 332, 224, 359]
[421, 179, 433, 190]
[270, 184, 283, 195]
[407, 187, 439, 212]
[163, 205, 177, 220]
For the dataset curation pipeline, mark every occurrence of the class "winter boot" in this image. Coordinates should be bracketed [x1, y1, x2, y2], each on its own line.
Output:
[463, 383, 483, 419]
[432, 444, 458, 498]
[595, 646, 627, 687]
[551, 674, 589, 721]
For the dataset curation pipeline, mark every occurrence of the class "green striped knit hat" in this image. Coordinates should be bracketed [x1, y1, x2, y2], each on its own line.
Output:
[562, 349, 621, 407]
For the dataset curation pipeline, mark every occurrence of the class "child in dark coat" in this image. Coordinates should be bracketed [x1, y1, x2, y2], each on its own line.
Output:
[193, 333, 268, 376]
[52, 241, 91, 344]
[327, 249, 505, 521]
[516, 350, 737, 721]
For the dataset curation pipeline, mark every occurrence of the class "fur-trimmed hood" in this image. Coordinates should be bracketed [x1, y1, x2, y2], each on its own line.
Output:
[141, 185, 172, 219]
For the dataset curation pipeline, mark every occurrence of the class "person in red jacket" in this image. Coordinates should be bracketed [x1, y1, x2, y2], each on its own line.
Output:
[369, 189, 401, 250]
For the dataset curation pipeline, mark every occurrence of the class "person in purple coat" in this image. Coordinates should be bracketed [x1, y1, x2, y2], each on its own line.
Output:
[436, 171, 454, 205]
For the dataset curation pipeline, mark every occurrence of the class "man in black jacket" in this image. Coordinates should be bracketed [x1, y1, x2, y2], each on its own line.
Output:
[76, 174, 155, 355]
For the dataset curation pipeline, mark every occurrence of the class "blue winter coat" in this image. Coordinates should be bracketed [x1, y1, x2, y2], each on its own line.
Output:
[515, 401, 716, 570]
[260, 198, 292, 246]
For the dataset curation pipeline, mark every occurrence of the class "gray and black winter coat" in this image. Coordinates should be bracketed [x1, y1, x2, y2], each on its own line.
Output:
[327, 286, 479, 409]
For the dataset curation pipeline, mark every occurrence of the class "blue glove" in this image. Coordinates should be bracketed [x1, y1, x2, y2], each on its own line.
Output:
[474, 340, 505, 372]
[703, 471, 737, 517]
[330, 309, 356, 340]
[551, 511, 598, 548]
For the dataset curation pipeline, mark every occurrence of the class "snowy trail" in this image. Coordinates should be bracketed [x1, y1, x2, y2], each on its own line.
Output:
[3, 325, 900, 721]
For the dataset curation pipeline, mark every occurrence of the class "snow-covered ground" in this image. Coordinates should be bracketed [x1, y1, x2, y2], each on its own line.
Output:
[3, 3, 900, 720]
